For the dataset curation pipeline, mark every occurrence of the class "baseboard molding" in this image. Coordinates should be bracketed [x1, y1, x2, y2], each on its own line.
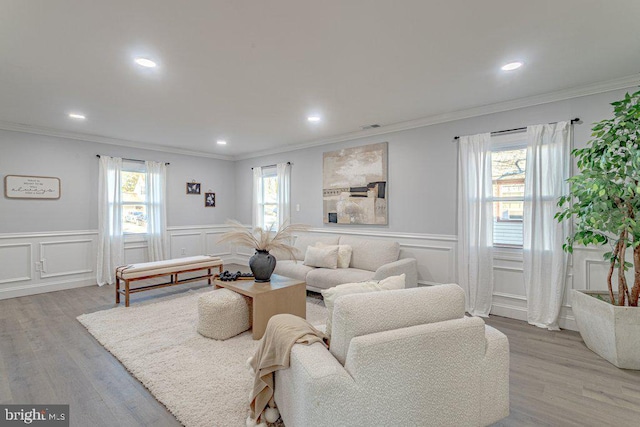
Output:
[491, 302, 577, 331]
[0, 277, 96, 300]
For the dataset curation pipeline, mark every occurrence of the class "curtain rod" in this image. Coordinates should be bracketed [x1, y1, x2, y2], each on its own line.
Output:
[96, 154, 170, 165]
[453, 118, 581, 141]
[251, 161, 291, 170]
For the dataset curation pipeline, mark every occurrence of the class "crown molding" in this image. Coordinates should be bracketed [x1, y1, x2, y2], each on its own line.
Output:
[2, 74, 638, 162]
[0, 121, 235, 161]
[233, 73, 640, 161]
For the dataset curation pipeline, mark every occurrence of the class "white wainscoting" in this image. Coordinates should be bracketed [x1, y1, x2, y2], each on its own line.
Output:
[488, 247, 612, 332]
[0, 225, 607, 332]
[0, 231, 98, 299]
[0, 225, 241, 300]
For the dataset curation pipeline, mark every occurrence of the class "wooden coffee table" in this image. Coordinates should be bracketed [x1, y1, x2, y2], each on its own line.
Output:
[213, 274, 306, 340]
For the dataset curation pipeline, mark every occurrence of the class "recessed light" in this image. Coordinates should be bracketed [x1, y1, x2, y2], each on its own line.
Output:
[307, 116, 321, 122]
[68, 113, 86, 120]
[501, 61, 523, 71]
[135, 57, 157, 68]
[216, 140, 227, 145]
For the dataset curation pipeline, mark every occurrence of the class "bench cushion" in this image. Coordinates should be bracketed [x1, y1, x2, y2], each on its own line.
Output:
[117, 255, 223, 279]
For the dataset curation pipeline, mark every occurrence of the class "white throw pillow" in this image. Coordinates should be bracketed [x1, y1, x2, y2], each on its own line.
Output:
[303, 246, 339, 269]
[377, 274, 406, 290]
[315, 243, 353, 268]
[321, 274, 406, 337]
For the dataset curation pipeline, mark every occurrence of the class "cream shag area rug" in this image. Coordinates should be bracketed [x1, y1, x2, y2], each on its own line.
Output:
[77, 290, 327, 427]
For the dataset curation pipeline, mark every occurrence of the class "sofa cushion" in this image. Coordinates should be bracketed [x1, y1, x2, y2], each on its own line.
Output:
[338, 236, 400, 271]
[321, 274, 406, 337]
[316, 243, 353, 268]
[273, 260, 316, 282]
[303, 246, 339, 269]
[305, 268, 375, 290]
[293, 234, 340, 261]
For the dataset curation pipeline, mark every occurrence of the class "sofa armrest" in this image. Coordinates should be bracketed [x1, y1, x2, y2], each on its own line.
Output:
[373, 258, 418, 287]
[480, 325, 510, 425]
[274, 342, 358, 427]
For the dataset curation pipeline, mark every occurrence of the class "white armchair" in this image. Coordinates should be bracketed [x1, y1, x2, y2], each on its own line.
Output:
[274, 285, 509, 427]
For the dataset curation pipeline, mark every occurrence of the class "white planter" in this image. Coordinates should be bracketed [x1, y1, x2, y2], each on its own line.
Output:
[571, 289, 640, 369]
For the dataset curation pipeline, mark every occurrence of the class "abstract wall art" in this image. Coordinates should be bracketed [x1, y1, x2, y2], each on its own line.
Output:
[323, 142, 388, 225]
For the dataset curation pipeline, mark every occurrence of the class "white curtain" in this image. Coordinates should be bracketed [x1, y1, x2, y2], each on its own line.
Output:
[252, 166, 263, 229]
[457, 133, 494, 317]
[523, 121, 570, 330]
[146, 160, 168, 261]
[276, 162, 291, 227]
[97, 156, 123, 286]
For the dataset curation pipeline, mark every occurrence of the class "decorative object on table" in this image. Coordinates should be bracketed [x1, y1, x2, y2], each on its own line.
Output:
[556, 88, 640, 369]
[186, 180, 201, 194]
[217, 270, 254, 281]
[4, 175, 61, 199]
[323, 142, 388, 225]
[250, 250, 277, 283]
[205, 192, 216, 207]
[217, 220, 309, 282]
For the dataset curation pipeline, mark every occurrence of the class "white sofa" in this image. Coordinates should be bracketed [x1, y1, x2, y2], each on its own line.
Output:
[273, 234, 418, 291]
[274, 285, 510, 427]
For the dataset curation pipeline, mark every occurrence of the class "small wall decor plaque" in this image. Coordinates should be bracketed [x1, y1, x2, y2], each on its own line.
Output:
[205, 192, 216, 207]
[4, 175, 61, 199]
[186, 181, 201, 194]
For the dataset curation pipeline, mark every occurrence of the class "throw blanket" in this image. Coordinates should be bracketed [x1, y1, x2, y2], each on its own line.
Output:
[249, 313, 329, 422]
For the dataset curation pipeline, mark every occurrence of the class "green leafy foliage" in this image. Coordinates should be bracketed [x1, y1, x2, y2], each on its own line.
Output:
[556, 89, 640, 305]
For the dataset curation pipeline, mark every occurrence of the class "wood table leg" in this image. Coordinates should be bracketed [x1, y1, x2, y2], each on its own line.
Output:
[125, 280, 130, 307]
[115, 276, 120, 304]
[207, 268, 212, 285]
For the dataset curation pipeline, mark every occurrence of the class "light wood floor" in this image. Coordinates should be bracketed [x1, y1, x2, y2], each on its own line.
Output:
[2, 266, 640, 426]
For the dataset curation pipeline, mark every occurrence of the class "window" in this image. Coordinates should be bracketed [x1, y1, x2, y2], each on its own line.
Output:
[121, 162, 148, 234]
[260, 167, 279, 230]
[253, 163, 291, 231]
[491, 135, 527, 247]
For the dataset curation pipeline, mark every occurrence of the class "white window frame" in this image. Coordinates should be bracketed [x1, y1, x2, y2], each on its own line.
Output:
[121, 160, 149, 236]
[491, 132, 527, 249]
[259, 166, 279, 231]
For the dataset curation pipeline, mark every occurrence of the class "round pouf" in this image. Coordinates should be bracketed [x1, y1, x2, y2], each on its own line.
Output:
[197, 289, 251, 340]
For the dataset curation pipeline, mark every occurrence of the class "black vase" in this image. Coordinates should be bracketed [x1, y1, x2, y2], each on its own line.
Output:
[249, 250, 277, 282]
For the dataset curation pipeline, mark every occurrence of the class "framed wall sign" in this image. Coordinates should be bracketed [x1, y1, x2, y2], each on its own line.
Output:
[4, 175, 61, 199]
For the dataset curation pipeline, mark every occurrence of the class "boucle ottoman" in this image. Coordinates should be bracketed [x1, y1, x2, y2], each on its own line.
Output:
[197, 289, 251, 340]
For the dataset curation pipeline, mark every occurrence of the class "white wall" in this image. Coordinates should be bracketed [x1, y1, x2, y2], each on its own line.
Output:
[233, 87, 637, 330]
[0, 130, 240, 298]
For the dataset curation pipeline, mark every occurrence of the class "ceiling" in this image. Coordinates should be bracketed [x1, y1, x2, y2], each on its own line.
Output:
[1, 0, 639, 160]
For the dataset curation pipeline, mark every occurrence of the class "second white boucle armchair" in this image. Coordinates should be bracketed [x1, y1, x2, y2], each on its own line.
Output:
[274, 285, 510, 427]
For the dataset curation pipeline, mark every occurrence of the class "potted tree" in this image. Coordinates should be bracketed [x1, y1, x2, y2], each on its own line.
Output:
[556, 88, 640, 369]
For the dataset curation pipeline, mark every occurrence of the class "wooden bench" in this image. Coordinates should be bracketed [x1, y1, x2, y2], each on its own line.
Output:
[115, 255, 224, 307]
